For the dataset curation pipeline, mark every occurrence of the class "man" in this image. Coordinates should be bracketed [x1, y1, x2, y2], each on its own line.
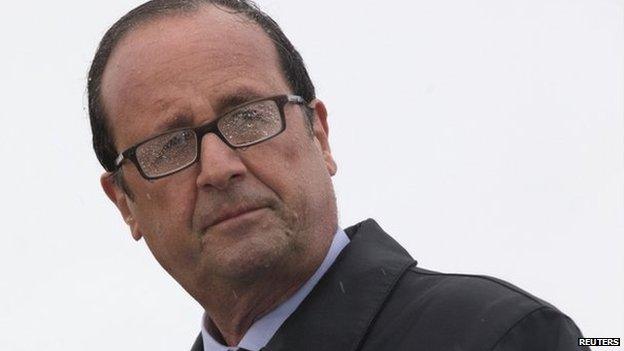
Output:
[88, 1, 588, 350]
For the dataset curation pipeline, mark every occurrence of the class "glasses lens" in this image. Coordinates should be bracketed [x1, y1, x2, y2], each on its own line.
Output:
[217, 100, 283, 147]
[135, 129, 197, 177]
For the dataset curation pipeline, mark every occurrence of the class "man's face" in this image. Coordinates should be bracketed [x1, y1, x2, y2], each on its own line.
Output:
[99, 6, 337, 300]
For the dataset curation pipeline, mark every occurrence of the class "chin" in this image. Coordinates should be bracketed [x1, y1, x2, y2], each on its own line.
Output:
[208, 226, 301, 284]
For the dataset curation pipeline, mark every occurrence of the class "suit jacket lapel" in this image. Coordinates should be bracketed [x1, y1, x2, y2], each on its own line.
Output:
[190, 333, 203, 351]
[263, 219, 416, 351]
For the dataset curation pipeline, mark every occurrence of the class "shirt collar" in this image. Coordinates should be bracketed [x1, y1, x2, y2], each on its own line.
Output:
[201, 227, 350, 351]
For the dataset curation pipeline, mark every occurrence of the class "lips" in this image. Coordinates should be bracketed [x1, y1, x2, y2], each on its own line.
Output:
[202, 204, 267, 232]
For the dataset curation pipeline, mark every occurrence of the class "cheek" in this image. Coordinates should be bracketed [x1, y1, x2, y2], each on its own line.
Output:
[247, 136, 304, 182]
[282, 136, 305, 165]
[162, 175, 198, 220]
[129, 171, 198, 240]
[246, 134, 326, 206]
[133, 174, 201, 272]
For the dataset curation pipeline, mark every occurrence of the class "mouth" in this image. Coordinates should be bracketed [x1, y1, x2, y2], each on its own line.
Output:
[204, 205, 268, 232]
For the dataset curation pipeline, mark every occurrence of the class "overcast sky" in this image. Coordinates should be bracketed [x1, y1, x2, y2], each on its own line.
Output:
[1, 0, 622, 349]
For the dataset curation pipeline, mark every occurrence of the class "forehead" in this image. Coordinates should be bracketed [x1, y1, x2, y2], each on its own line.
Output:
[101, 5, 288, 150]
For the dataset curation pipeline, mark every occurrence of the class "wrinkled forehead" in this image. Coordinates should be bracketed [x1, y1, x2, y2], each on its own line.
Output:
[100, 5, 287, 150]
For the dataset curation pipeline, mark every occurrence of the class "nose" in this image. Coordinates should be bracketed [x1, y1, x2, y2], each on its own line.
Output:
[195, 133, 247, 190]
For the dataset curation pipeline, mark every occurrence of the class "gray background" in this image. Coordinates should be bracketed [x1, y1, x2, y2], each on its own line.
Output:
[1, 0, 622, 349]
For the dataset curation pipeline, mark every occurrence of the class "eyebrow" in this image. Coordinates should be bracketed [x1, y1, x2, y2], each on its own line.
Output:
[214, 88, 266, 115]
[153, 88, 266, 133]
[156, 113, 194, 132]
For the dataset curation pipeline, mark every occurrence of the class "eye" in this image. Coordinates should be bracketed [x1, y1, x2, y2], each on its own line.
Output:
[147, 130, 193, 164]
[135, 129, 198, 177]
[217, 100, 282, 146]
[161, 132, 188, 150]
[233, 107, 263, 124]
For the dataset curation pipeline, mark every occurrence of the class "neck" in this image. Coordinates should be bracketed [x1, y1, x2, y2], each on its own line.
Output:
[204, 273, 311, 346]
[201, 237, 333, 346]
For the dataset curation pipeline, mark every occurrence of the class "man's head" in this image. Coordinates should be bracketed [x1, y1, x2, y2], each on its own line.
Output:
[89, 0, 338, 303]
[88, 0, 316, 174]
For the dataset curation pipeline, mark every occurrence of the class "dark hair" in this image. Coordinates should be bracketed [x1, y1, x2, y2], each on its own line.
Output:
[88, 0, 316, 172]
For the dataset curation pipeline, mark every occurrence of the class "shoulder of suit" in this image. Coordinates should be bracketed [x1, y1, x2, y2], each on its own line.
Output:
[402, 266, 557, 312]
[359, 265, 582, 351]
[388, 265, 571, 339]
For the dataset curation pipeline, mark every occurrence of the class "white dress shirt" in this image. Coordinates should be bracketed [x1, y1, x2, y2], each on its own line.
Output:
[200, 227, 350, 351]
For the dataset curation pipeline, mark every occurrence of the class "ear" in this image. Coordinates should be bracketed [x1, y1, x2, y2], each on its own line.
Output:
[100, 172, 143, 241]
[308, 99, 337, 176]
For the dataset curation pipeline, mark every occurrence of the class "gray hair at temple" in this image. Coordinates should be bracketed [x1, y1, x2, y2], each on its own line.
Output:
[87, 0, 316, 173]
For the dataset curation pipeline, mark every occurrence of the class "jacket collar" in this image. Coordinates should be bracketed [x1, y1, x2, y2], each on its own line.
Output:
[263, 219, 416, 351]
[192, 219, 416, 351]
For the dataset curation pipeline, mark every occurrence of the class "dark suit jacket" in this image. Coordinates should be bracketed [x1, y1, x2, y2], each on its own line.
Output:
[192, 219, 588, 351]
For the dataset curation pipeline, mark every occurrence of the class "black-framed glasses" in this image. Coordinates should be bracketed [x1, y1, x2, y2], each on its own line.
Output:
[113, 94, 308, 180]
